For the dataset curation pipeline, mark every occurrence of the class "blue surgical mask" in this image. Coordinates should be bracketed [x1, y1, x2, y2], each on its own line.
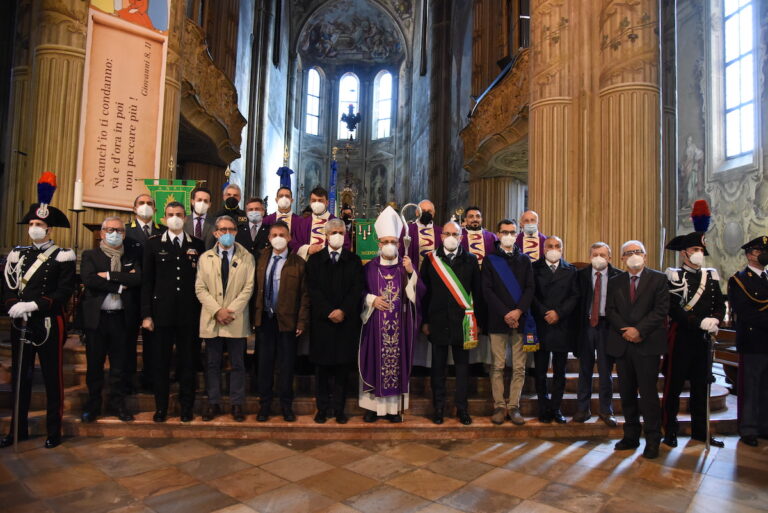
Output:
[247, 211, 263, 223]
[105, 232, 123, 247]
[219, 233, 235, 248]
[523, 223, 538, 236]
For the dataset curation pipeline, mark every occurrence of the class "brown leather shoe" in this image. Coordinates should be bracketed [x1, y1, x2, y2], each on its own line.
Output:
[491, 408, 507, 425]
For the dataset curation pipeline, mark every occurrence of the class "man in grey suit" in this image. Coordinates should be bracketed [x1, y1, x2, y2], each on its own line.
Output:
[184, 187, 216, 249]
[606, 240, 669, 459]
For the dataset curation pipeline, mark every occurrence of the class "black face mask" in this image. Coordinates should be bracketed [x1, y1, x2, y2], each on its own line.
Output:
[419, 211, 433, 225]
[758, 251, 768, 267]
[224, 197, 239, 210]
[341, 214, 351, 221]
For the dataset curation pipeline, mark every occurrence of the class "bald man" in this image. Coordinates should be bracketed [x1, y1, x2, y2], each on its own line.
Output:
[515, 210, 547, 262]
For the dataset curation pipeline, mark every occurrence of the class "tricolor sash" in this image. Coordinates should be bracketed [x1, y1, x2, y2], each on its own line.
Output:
[485, 253, 539, 351]
[427, 251, 478, 349]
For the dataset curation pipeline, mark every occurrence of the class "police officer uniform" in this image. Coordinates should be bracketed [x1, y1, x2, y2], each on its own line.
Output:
[141, 230, 204, 422]
[662, 231, 725, 448]
[1, 197, 75, 449]
[124, 217, 166, 392]
[727, 235, 768, 447]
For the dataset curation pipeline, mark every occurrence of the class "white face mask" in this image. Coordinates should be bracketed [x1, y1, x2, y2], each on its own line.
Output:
[271, 236, 287, 251]
[277, 197, 292, 210]
[442, 236, 459, 252]
[328, 233, 344, 249]
[136, 204, 154, 219]
[28, 226, 47, 242]
[627, 254, 645, 270]
[166, 216, 184, 232]
[381, 243, 398, 259]
[193, 200, 209, 215]
[310, 201, 326, 215]
[500, 234, 515, 249]
[247, 211, 263, 223]
[591, 256, 608, 271]
[688, 251, 705, 267]
[545, 249, 562, 263]
[523, 223, 538, 236]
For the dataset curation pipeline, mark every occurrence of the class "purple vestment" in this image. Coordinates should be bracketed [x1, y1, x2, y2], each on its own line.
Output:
[460, 228, 499, 267]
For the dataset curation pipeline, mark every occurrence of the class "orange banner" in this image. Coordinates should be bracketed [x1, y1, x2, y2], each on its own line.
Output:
[76, 9, 167, 210]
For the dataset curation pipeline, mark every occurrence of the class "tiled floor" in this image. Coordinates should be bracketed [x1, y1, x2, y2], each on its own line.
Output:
[1, 435, 766, 513]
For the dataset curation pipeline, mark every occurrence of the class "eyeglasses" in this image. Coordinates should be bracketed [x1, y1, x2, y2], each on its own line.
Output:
[217, 227, 238, 233]
[103, 228, 125, 234]
[622, 249, 645, 256]
[499, 230, 516, 236]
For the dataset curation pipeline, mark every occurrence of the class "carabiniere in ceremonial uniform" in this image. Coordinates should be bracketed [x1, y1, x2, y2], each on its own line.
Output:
[662, 231, 725, 448]
[1, 173, 75, 449]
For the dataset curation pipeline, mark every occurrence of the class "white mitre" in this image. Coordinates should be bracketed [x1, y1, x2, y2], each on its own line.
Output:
[374, 206, 404, 239]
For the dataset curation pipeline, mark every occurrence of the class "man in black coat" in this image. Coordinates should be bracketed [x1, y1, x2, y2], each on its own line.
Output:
[727, 235, 768, 447]
[306, 218, 364, 424]
[80, 217, 142, 423]
[236, 197, 271, 258]
[531, 236, 579, 424]
[141, 202, 204, 422]
[606, 240, 669, 459]
[184, 187, 217, 250]
[481, 219, 535, 425]
[420, 221, 482, 425]
[574, 242, 622, 426]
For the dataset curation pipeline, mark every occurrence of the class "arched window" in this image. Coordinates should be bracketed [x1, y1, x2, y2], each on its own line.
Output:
[722, 0, 755, 159]
[372, 70, 393, 139]
[305, 68, 321, 135]
[337, 72, 360, 140]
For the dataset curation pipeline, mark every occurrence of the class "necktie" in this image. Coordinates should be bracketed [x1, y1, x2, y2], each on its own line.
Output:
[143, 225, 150, 238]
[266, 255, 280, 314]
[447, 253, 454, 264]
[195, 217, 202, 239]
[251, 223, 258, 241]
[221, 250, 230, 292]
[550, 264, 557, 273]
[174, 237, 181, 250]
[762, 271, 768, 281]
[331, 251, 339, 263]
[630, 275, 638, 304]
[590, 272, 602, 327]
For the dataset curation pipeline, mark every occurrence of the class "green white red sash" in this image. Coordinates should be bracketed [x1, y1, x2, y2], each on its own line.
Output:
[427, 251, 478, 349]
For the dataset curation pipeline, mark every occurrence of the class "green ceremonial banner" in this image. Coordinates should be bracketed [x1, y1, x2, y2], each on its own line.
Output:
[143, 179, 198, 225]
[355, 219, 379, 264]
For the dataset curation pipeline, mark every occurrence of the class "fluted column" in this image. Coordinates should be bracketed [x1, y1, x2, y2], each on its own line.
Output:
[159, 0, 184, 181]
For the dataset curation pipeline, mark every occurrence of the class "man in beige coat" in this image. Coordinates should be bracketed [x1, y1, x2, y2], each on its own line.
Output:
[195, 215, 255, 422]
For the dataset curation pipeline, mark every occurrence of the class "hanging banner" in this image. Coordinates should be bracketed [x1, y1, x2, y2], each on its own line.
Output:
[355, 219, 379, 264]
[144, 179, 198, 225]
[75, 4, 170, 211]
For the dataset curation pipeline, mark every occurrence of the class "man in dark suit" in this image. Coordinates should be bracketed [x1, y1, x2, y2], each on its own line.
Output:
[252, 221, 311, 422]
[213, 183, 248, 226]
[606, 240, 669, 459]
[236, 197, 270, 257]
[574, 242, 622, 426]
[306, 218, 364, 424]
[420, 221, 482, 425]
[482, 219, 535, 425]
[727, 236, 768, 447]
[531, 236, 579, 424]
[184, 187, 216, 250]
[124, 193, 166, 393]
[80, 216, 142, 423]
[141, 202, 205, 422]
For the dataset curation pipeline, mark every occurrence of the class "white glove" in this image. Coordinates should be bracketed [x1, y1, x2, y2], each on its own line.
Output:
[8, 301, 38, 319]
[699, 317, 719, 334]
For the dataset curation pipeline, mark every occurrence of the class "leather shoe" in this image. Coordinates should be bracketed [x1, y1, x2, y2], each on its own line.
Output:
[336, 413, 348, 424]
[81, 411, 98, 423]
[458, 410, 472, 425]
[491, 407, 506, 425]
[0, 433, 29, 448]
[538, 412, 553, 423]
[642, 443, 660, 459]
[256, 406, 270, 422]
[385, 414, 403, 423]
[614, 439, 640, 451]
[44, 436, 62, 449]
[282, 408, 296, 422]
[153, 410, 168, 423]
[202, 404, 221, 422]
[552, 411, 567, 424]
[740, 436, 758, 447]
[572, 410, 591, 423]
[363, 410, 378, 423]
[432, 409, 444, 425]
[691, 435, 724, 448]
[232, 405, 245, 422]
[508, 408, 525, 425]
[662, 433, 678, 447]
[180, 408, 194, 423]
[314, 411, 328, 424]
[116, 407, 134, 422]
[599, 413, 618, 427]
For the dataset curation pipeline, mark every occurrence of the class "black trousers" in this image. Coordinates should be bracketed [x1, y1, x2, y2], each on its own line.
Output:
[431, 344, 470, 412]
[534, 350, 568, 414]
[153, 323, 198, 411]
[315, 364, 351, 414]
[7, 313, 65, 438]
[739, 353, 768, 437]
[258, 315, 297, 410]
[663, 331, 710, 438]
[85, 312, 127, 414]
[616, 343, 662, 444]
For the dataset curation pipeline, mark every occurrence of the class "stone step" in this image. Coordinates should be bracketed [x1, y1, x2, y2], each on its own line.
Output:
[0, 394, 739, 440]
